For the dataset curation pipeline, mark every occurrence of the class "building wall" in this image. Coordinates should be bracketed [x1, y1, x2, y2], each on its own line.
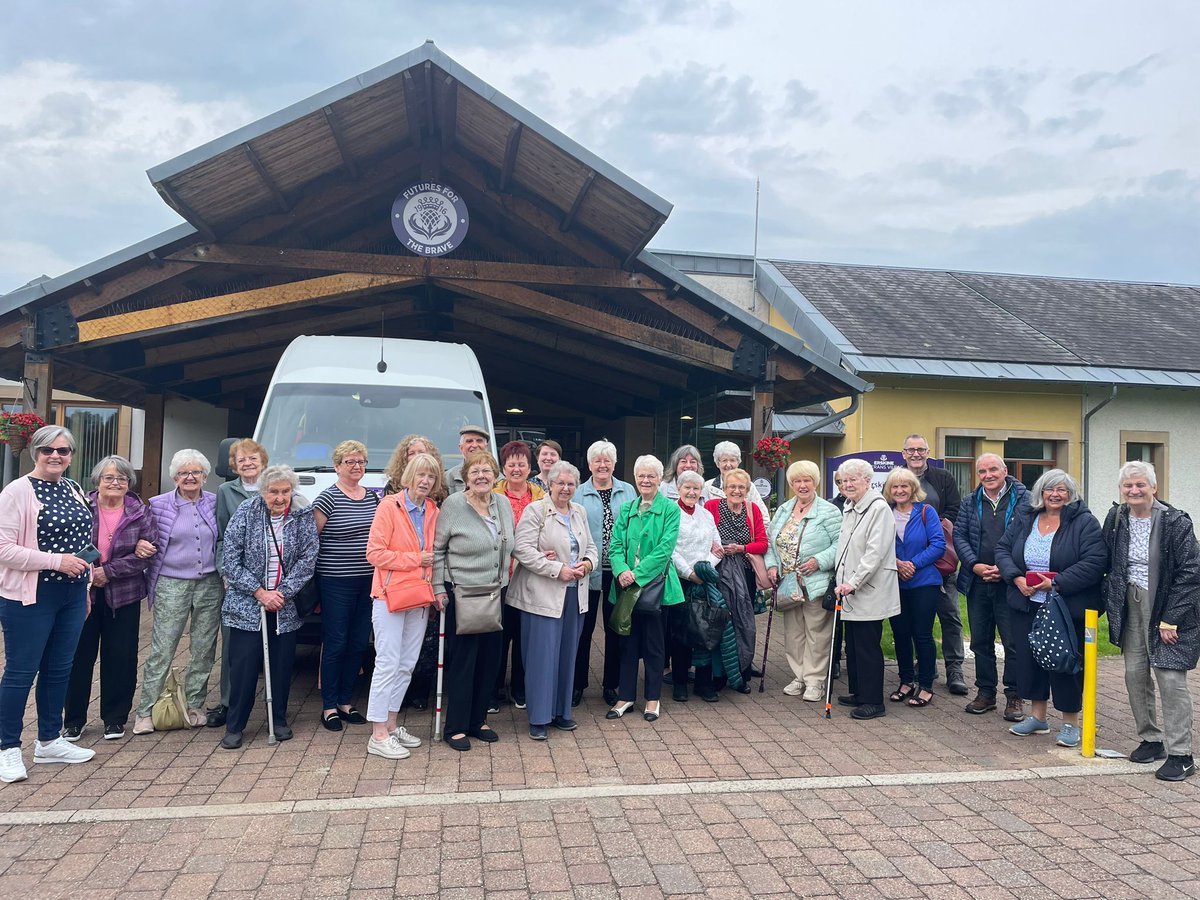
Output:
[162, 396, 230, 495]
[1086, 386, 1200, 523]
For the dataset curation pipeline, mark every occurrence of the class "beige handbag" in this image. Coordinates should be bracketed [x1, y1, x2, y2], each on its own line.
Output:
[150, 667, 190, 730]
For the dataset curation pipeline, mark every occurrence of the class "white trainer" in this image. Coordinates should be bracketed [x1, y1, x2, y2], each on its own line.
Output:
[367, 735, 410, 760]
[392, 726, 423, 749]
[782, 680, 804, 697]
[34, 737, 95, 765]
[802, 685, 825, 702]
[0, 746, 27, 783]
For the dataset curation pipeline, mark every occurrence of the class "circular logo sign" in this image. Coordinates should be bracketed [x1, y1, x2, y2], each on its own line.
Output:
[753, 477, 772, 498]
[392, 182, 469, 256]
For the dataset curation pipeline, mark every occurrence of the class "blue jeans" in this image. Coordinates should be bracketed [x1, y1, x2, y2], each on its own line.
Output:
[0, 580, 88, 749]
[890, 584, 941, 690]
[318, 573, 373, 710]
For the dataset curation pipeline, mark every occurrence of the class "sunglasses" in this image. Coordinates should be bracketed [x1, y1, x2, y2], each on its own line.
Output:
[38, 447, 73, 456]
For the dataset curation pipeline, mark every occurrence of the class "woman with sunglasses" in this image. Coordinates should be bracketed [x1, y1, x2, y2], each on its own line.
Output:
[134, 450, 222, 735]
[0, 426, 96, 783]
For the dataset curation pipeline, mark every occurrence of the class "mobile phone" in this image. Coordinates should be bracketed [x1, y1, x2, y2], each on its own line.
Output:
[78, 544, 102, 565]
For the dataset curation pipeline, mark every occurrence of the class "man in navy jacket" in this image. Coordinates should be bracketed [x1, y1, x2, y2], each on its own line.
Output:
[953, 454, 1028, 721]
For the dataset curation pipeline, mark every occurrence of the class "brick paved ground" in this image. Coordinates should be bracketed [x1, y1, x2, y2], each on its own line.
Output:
[0, 615, 1197, 897]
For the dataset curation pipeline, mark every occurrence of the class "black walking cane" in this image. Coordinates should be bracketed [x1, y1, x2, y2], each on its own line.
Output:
[823, 597, 843, 719]
[758, 586, 777, 693]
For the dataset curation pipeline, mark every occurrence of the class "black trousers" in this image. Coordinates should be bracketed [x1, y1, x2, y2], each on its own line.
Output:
[1010, 606, 1084, 713]
[844, 619, 884, 707]
[63, 591, 141, 729]
[444, 588, 502, 736]
[575, 570, 614, 693]
[619, 610, 665, 702]
[494, 589, 525, 702]
[226, 614, 297, 735]
[663, 603, 692, 687]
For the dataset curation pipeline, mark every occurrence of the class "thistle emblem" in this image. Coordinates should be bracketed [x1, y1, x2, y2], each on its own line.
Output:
[408, 196, 454, 241]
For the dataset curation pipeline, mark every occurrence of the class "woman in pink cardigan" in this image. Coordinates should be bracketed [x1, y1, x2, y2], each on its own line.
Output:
[362, 452, 442, 761]
[0, 426, 96, 783]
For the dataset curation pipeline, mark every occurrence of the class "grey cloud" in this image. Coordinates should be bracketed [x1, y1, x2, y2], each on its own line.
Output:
[34, 91, 101, 139]
[892, 149, 1076, 199]
[1070, 54, 1161, 95]
[782, 80, 826, 122]
[1091, 133, 1137, 152]
[930, 67, 1043, 132]
[1035, 108, 1103, 136]
[932, 92, 982, 122]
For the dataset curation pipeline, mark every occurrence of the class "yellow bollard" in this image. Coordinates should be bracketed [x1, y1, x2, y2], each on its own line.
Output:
[1081, 609, 1098, 757]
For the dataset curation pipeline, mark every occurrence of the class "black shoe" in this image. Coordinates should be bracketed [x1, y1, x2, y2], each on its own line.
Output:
[62, 725, 83, 742]
[698, 691, 719, 703]
[851, 704, 886, 720]
[529, 724, 548, 741]
[445, 734, 470, 751]
[947, 673, 969, 696]
[221, 731, 242, 750]
[321, 711, 344, 732]
[512, 694, 527, 710]
[662, 672, 674, 685]
[734, 683, 752, 695]
[551, 716, 577, 731]
[469, 727, 499, 743]
[672, 685, 688, 702]
[411, 697, 429, 711]
[831, 662, 841, 680]
[571, 689, 583, 708]
[1157, 754, 1195, 782]
[274, 724, 293, 742]
[746, 665, 764, 678]
[603, 688, 619, 706]
[206, 705, 228, 728]
[1131, 740, 1167, 764]
[337, 707, 367, 725]
[103, 723, 125, 740]
[837, 694, 859, 707]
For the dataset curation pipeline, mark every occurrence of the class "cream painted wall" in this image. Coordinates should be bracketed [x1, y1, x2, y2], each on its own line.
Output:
[1085, 386, 1200, 523]
[688, 273, 768, 320]
[162, 396, 230, 495]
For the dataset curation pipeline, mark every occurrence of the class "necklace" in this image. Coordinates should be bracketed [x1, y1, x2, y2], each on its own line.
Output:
[98, 505, 122, 540]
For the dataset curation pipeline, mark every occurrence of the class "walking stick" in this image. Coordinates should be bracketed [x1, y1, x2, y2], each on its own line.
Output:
[433, 606, 447, 742]
[260, 605, 277, 745]
[758, 586, 777, 693]
[824, 599, 842, 719]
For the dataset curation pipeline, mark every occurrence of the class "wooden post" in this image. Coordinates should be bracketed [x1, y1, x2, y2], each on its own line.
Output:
[750, 381, 775, 482]
[141, 394, 165, 500]
[18, 352, 54, 475]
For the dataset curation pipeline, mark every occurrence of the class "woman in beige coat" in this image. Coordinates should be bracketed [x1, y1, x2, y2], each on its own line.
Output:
[832, 458, 899, 720]
[507, 461, 599, 740]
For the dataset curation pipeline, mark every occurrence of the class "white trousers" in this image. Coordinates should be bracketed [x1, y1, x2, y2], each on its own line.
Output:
[366, 603, 427, 723]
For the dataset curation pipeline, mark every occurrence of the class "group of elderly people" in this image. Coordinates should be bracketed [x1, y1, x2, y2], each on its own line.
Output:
[0, 425, 1195, 785]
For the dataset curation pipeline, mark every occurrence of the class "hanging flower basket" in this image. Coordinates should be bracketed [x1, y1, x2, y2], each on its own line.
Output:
[0, 412, 46, 455]
[752, 436, 790, 471]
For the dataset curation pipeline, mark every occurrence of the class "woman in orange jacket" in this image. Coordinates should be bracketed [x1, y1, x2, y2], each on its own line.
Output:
[363, 452, 442, 760]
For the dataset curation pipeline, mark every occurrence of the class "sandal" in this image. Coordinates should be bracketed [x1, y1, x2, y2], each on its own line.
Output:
[907, 689, 934, 708]
[889, 683, 916, 703]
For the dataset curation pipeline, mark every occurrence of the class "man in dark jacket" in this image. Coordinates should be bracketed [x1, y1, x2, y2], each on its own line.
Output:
[953, 454, 1028, 721]
[903, 434, 966, 695]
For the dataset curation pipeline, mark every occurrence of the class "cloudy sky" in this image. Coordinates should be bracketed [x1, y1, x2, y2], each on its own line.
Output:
[2, 1, 1197, 295]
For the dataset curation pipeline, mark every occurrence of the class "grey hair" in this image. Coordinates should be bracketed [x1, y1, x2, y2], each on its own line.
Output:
[1118, 460, 1157, 489]
[633, 454, 664, 479]
[586, 440, 617, 466]
[169, 448, 211, 479]
[28, 425, 75, 462]
[902, 434, 929, 447]
[677, 470, 705, 488]
[260, 464, 300, 492]
[665, 444, 703, 479]
[90, 454, 137, 489]
[1028, 468, 1080, 510]
[975, 453, 1006, 470]
[835, 458, 873, 482]
[712, 441, 741, 464]
[546, 460, 581, 486]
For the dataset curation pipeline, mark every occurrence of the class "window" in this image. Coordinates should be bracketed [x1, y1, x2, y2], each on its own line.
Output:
[1004, 439, 1058, 491]
[60, 405, 119, 484]
[1121, 430, 1168, 500]
[944, 436, 976, 498]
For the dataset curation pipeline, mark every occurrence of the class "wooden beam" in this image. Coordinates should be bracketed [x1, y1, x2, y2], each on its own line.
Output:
[402, 69, 425, 145]
[623, 212, 668, 269]
[438, 75, 457, 151]
[141, 394, 165, 500]
[178, 347, 287, 383]
[635, 289, 743, 350]
[499, 123, 522, 192]
[561, 172, 595, 233]
[453, 306, 688, 388]
[167, 243, 665, 291]
[436, 278, 733, 371]
[243, 144, 290, 213]
[154, 182, 217, 242]
[750, 383, 775, 482]
[76, 274, 421, 346]
[20, 353, 53, 458]
[322, 105, 359, 179]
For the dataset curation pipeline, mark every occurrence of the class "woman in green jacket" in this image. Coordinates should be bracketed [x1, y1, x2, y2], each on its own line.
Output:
[765, 460, 844, 701]
[606, 455, 682, 723]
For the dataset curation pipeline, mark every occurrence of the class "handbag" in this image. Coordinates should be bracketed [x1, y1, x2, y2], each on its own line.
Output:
[151, 667, 189, 731]
[1028, 588, 1083, 675]
[685, 587, 731, 651]
[453, 581, 503, 634]
[774, 518, 811, 612]
[633, 574, 666, 615]
[375, 569, 435, 614]
[922, 505, 959, 577]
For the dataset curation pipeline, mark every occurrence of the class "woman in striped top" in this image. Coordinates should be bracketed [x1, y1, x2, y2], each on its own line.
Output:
[313, 440, 380, 731]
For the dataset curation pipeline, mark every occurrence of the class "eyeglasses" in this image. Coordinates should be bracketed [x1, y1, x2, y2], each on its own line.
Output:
[38, 447, 73, 456]
[341, 459, 367, 467]
[551, 481, 576, 489]
[100, 475, 129, 485]
[176, 470, 204, 480]
[902, 448, 929, 456]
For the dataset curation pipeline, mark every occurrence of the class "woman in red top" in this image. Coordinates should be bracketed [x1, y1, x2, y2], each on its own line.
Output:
[705, 468, 768, 683]
[492, 441, 545, 709]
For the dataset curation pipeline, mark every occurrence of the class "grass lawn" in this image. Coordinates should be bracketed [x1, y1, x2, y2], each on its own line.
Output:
[880, 593, 1119, 660]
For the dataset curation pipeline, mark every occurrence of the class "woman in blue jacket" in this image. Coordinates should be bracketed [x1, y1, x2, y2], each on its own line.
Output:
[884, 468, 946, 708]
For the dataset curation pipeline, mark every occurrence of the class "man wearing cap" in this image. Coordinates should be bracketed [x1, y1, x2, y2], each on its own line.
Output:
[445, 425, 490, 494]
